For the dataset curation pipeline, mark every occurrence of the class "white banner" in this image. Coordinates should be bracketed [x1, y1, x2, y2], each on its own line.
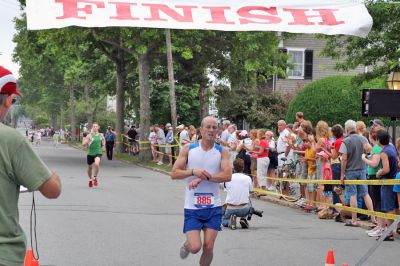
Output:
[26, 0, 373, 37]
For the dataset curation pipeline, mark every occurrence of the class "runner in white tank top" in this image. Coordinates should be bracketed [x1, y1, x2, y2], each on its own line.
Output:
[171, 116, 232, 265]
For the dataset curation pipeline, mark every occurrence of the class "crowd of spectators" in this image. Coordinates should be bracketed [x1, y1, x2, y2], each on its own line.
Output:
[146, 113, 399, 241]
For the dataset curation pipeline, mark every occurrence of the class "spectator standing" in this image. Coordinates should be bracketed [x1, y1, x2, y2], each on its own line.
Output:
[220, 120, 231, 146]
[127, 125, 138, 155]
[375, 130, 399, 241]
[277, 120, 290, 166]
[105, 126, 116, 160]
[177, 124, 190, 146]
[165, 126, 174, 165]
[304, 136, 318, 211]
[148, 126, 157, 162]
[339, 120, 374, 227]
[0, 66, 61, 265]
[254, 129, 270, 190]
[266, 131, 277, 183]
[236, 130, 252, 175]
[155, 124, 166, 165]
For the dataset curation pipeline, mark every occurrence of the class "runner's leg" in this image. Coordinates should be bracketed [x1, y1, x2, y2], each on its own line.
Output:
[185, 230, 202, 254]
[199, 227, 218, 266]
[94, 157, 101, 177]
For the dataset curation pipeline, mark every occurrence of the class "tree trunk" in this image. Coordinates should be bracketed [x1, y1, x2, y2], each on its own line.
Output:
[70, 86, 76, 143]
[199, 86, 209, 119]
[51, 113, 57, 129]
[138, 51, 152, 161]
[165, 29, 177, 129]
[84, 84, 93, 128]
[59, 104, 64, 130]
[115, 50, 127, 154]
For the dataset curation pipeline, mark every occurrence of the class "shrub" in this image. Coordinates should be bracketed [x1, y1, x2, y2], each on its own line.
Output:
[285, 76, 386, 126]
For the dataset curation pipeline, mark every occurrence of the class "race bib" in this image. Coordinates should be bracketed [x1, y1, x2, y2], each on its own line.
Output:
[193, 193, 215, 209]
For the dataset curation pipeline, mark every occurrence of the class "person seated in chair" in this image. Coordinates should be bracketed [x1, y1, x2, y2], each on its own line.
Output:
[222, 159, 263, 229]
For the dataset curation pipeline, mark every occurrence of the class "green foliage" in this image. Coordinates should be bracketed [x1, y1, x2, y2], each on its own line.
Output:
[286, 76, 386, 126]
[215, 86, 288, 128]
[320, 1, 400, 82]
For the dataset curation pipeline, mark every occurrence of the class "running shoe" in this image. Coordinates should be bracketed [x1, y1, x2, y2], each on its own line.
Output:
[88, 180, 93, 188]
[93, 178, 98, 187]
[179, 242, 189, 259]
[157, 161, 164, 165]
[230, 214, 237, 230]
[239, 218, 249, 229]
[366, 226, 381, 235]
[368, 227, 383, 237]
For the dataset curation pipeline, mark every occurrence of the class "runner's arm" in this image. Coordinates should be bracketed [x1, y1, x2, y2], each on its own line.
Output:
[38, 172, 61, 199]
[170, 145, 191, 180]
[209, 148, 232, 183]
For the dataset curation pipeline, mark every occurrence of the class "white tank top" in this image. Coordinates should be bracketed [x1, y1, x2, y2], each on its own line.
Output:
[184, 142, 222, 209]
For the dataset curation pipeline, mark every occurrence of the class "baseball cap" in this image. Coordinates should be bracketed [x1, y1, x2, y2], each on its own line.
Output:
[165, 123, 171, 127]
[239, 130, 248, 137]
[316, 151, 329, 159]
[0, 66, 22, 96]
[370, 119, 384, 127]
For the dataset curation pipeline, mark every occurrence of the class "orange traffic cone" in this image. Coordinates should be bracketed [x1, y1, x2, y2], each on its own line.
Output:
[24, 248, 39, 266]
[325, 249, 335, 266]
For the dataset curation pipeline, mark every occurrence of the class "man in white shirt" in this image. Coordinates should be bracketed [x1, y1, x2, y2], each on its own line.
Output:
[277, 120, 290, 166]
[219, 120, 231, 146]
[222, 159, 261, 230]
[177, 124, 190, 146]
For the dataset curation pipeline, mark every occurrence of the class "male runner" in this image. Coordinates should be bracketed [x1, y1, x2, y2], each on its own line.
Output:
[82, 122, 105, 187]
[171, 116, 232, 266]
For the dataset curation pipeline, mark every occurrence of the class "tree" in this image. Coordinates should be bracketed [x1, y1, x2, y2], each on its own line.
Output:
[285, 76, 386, 126]
[320, 1, 400, 83]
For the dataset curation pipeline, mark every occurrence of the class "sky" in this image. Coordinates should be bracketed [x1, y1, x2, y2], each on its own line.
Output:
[0, 0, 22, 78]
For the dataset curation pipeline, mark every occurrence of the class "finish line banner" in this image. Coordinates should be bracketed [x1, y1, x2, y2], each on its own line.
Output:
[26, 0, 372, 37]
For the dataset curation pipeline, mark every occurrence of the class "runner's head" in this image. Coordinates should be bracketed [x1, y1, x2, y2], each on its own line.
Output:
[91, 122, 99, 133]
[200, 116, 218, 142]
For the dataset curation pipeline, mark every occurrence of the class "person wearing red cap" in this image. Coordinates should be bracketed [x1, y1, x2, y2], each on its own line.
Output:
[0, 66, 62, 265]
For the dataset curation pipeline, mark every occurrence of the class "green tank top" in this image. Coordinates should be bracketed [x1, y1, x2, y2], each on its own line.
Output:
[88, 133, 103, 156]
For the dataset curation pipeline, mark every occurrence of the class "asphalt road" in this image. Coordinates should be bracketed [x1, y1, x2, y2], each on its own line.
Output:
[17, 139, 399, 266]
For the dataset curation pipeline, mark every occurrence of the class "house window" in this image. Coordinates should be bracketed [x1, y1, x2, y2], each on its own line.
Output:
[286, 49, 305, 79]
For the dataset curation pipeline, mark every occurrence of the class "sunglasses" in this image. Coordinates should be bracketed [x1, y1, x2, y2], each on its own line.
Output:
[12, 98, 17, 105]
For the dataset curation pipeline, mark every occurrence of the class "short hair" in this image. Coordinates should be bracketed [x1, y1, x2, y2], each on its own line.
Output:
[300, 120, 313, 135]
[344, 120, 356, 132]
[296, 112, 304, 118]
[277, 120, 286, 126]
[376, 129, 390, 146]
[201, 116, 218, 127]
[331, 124, 343, 138]
[222, 120, 231, 126]
[233, 158, 244, 173]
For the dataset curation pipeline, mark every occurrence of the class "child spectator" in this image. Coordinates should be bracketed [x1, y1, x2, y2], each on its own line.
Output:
[317, 151, 333, 212]
[304, 135, 317, 211]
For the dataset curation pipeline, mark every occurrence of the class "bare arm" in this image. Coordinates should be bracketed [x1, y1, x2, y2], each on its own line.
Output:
[170, 145, 192, 180]
[376, 152, 389, 177]
[209, 148, 232, 183]
[361, 153, 380, 168]
[364, 142, 372, 154]
[340, 153, 347, 181]
[38, 173, 61, 199]
[82, 134, 91, 147]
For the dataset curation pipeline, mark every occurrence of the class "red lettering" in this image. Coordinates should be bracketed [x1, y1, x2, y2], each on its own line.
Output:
[237, 6, 281, 25]
[143, 4, 196, 22]
[55, 0, 105, 19]
[284, 8, 344, 26]
[202, 6, 234, 25]
[109, 2, 139, 20]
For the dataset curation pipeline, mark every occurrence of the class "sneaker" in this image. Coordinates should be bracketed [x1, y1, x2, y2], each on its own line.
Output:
[239, 218, 249, 229]
[179, 242, 189, 259]
[230, 214, 237, 230]
[366, 226, 381, 235]
[368, 227, 383, 237]
[157, 161, 164, 165]
[88, 180, 93, 188]
[93, 178, 98, 187]
[335, 214, 344, 223]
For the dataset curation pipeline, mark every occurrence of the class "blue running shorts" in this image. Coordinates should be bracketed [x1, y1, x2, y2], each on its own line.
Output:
[183, 207, 222, 233]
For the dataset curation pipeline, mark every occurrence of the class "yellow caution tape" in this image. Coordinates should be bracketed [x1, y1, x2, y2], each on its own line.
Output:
[253, 188, 400, 220]
[263, 176, 400, 185]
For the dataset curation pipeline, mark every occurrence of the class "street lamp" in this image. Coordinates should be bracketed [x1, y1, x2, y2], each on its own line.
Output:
[387, 70, 400, 90]
[387, 69, 400, 144]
